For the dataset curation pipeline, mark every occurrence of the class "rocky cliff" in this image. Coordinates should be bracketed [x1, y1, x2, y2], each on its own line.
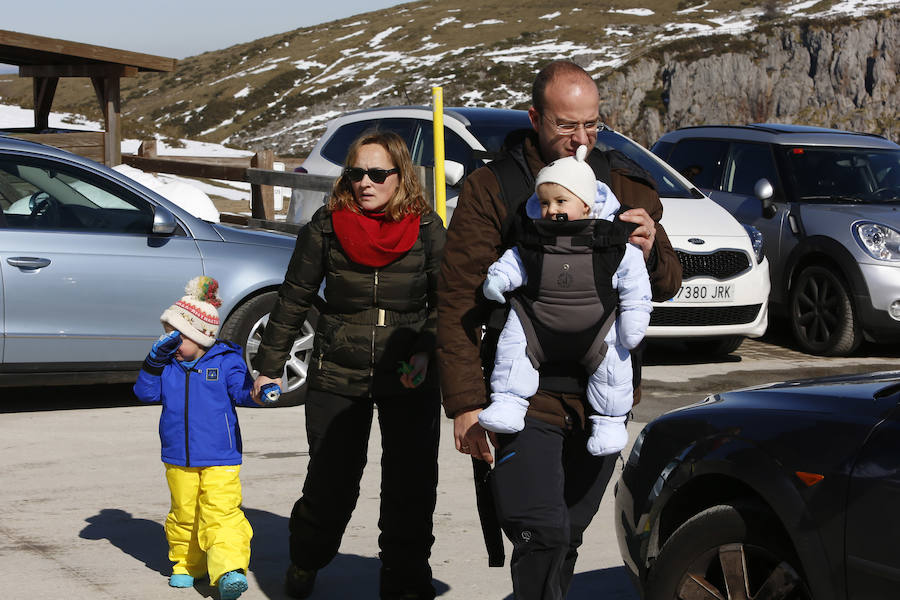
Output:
[600, 11, 899, 146]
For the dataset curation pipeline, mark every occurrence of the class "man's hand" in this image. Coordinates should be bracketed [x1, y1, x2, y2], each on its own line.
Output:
[619, 207, 656, 261]
[454, 409, 494, 464]
[253, 374, 283, 406]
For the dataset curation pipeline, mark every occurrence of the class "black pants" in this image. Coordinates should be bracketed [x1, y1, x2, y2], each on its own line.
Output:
[491, 417, 618, 600]
[288, 387, 440, 581]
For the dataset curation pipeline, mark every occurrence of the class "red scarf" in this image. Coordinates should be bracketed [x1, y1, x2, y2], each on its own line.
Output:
[331, 209, 421, 267]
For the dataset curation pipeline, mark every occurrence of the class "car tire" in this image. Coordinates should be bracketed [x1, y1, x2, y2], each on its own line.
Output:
[221, 291, 317, 407]
[685, 336, 744, 356]
[646, 503, 811, 600]
[788, 265, 861, 356]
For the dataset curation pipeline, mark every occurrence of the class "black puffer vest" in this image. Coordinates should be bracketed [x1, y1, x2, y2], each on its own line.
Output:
[311, 208, 444, 397]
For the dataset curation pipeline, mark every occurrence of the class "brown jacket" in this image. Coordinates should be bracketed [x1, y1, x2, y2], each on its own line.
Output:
[437, 134, 682, 427]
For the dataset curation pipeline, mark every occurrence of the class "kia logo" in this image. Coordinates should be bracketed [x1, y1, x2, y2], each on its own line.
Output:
[688, 238, 706, 245]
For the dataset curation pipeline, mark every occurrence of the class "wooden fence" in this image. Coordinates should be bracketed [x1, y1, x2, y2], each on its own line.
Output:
[121, 139, 334, 232]
[121, 139, 435, 234]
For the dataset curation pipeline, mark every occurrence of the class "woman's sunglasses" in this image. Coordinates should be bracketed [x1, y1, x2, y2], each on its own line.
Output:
[343, 167, 399, 184]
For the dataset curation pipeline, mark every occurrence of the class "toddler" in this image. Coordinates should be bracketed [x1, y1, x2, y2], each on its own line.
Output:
[133, 276, 256, 599]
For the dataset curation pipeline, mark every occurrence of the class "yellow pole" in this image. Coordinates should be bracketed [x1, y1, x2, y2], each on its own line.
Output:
[432, 86, 447, 224]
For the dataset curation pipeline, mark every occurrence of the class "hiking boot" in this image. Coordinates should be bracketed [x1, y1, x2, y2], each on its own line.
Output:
[168, 574, 194, 588]
[380, 565, 435, 600]
[284, 564, 317, 599]
[218, 570, 248, 600]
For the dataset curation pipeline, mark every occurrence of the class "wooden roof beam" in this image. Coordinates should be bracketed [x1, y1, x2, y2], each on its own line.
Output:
[20, 64, 139, 78]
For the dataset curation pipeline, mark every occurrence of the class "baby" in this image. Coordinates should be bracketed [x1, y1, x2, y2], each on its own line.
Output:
[478, 145, 652, 456]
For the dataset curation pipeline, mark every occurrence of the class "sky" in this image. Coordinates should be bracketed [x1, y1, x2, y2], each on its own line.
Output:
[2, 0, 413, 59]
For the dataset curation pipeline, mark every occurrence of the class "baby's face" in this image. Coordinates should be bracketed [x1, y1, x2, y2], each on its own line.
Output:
[538, 183, 590, 221]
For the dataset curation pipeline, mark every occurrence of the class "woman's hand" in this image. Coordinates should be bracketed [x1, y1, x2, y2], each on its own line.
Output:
[252, 374, 283, 406]
[619, 207, 657, 261]
[400, 352, 428, 388]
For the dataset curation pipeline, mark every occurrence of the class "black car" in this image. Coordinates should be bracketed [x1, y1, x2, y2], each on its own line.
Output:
[615, 370, 900, 599]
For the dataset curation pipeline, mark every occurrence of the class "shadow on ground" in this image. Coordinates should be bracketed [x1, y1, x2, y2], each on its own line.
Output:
[499, 565, 638, 600]
[0, 383, 142, 413]
[78, 506, 451, 599]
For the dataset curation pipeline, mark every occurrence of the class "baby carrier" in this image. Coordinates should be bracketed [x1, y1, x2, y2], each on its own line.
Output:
[483, 142, 643, 393]
[508, 214, 635, 380]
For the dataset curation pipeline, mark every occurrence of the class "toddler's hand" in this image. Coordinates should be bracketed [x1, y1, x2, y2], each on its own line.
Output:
[259, 382, 282, 404]
[482, 275, 506, 304]
[147, 331, 181, 367]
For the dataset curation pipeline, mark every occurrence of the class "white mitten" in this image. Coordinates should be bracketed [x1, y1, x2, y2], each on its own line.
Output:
[482, 274, 507, 303]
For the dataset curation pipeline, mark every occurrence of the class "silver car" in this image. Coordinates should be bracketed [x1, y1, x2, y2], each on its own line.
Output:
[0, 135, 312, 404]
[653, 124, 900, 355]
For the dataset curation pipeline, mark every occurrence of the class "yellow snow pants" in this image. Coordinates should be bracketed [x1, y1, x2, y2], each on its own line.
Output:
[164, 463, 253, 585]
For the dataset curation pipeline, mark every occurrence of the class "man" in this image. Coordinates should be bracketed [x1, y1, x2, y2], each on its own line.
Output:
[436, 60, 681, 599]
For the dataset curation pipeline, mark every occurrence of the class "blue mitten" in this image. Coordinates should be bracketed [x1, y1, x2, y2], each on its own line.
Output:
[260, 382, 282, 404]
[482, 274, 507, 304]
[146, 331, 181, 368]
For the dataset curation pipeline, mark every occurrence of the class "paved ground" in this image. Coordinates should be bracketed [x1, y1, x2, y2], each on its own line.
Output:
[0, 392, 639, 600]
[2, 327, 897, 599]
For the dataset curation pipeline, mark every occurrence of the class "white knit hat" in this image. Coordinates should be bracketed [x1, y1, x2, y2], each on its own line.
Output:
[160, 276, 222, 348]
[535, 144, 596, 210]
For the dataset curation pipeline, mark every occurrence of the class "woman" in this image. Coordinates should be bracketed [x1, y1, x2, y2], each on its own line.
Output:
[253, 130, 445, 600]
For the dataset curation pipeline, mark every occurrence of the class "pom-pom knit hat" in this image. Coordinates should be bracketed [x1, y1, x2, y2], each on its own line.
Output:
[535, 144, 596, 210]
[160, 276, 222, 348]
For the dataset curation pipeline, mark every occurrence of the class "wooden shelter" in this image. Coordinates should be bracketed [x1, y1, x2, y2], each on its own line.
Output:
[0, 30, 176, 165]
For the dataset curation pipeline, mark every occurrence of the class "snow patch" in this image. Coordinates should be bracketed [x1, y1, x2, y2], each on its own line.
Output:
[113, 164, 221, 222]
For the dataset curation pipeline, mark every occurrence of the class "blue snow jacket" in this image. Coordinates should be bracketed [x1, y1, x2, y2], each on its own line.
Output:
[133, 340, 257, 467]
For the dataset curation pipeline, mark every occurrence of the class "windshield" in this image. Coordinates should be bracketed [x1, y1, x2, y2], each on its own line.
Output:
[465, 114, 532, 153]
[596, 129, 696, 199]
[779, 146, 900, 203]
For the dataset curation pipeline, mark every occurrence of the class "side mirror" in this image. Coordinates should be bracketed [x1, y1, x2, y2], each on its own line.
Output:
[152, 205, 178, 235]
[444, 160, 465, 187]
[754, 178, 777, 219]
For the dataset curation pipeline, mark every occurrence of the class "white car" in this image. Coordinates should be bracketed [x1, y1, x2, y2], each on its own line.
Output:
[597, 128, 770, 355]
[293, 107, 770, 355]
[289, 106, 527, 224]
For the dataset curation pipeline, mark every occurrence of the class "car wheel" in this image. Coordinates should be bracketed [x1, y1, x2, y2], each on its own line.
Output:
[646, 504, 811, 600]
[221, 291, 317, 407]
[788, 265, 860, 356]
[685, 336, 744, 356]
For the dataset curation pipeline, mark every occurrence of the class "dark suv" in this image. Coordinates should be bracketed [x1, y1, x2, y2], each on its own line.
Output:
[652, 124, 900, 355]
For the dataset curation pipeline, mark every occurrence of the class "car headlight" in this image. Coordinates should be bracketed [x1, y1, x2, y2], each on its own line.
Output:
[853, 222, 900, 261]
[742, 224, 765, 263]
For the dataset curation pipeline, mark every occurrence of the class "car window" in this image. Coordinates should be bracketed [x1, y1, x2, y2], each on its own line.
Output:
[414, 121, 481, 178]
[596, 130, 696, 199]
[465, 118, 532, 154]
[320, 118, 418, 165]
[666, 139, 728, 190]
[0, 157, 153, 232]
[779, 146, 900, 201]
[723, 142, 779, 195]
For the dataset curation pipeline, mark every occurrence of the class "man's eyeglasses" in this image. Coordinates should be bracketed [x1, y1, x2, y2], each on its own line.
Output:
[542, 115, 603, 136]
[343, 167, 399, 183]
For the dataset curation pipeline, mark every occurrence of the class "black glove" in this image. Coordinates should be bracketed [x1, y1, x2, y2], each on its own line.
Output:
[146, 331, 182, 369]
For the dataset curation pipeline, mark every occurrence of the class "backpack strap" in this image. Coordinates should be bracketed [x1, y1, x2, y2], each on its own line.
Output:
[487, 144, 535, 247]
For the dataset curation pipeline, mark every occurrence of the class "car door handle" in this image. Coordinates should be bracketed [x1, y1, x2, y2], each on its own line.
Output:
[7, 257, 52, 269]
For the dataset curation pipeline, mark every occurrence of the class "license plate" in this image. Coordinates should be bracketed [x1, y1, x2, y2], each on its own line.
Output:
[673, 283, 736, 303]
